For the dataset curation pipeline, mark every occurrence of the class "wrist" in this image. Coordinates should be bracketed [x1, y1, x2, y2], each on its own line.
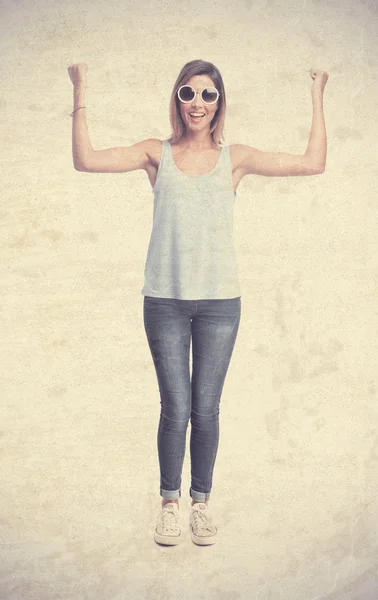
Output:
[74, 86, 86, 109]
[311, 86, 323, 98]
[71, 106, 86, 116]
[311, 89, 324, 106]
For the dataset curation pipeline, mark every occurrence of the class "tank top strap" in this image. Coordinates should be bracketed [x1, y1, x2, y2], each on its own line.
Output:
[152, 140, 173, 193]
[221, 144, 237, 197]
[161, 139, 169, 161]
[221, 143, 231, 166]
[161, 139, 176, 170]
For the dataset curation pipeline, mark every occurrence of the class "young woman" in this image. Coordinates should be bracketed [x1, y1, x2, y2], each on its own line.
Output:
[68, 59, 328, 546]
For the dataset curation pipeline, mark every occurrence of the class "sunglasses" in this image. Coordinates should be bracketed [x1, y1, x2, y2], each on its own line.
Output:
[177, 85, 220, 105]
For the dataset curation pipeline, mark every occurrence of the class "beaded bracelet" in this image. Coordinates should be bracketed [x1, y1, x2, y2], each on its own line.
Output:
[70, 106, 86, 117]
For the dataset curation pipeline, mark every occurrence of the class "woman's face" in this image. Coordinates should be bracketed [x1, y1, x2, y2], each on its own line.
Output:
[178, 74, 219, 134]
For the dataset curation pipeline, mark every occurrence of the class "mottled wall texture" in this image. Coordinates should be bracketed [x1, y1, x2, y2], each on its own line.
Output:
[1, 0, 378, 598]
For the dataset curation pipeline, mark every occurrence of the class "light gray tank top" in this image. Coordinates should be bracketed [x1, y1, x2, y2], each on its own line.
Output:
[141, 139, 241, 300]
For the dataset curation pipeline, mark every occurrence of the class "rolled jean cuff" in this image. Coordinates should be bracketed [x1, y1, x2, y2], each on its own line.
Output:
[190, 487, 211, 502]
[161, 488, 181, 500]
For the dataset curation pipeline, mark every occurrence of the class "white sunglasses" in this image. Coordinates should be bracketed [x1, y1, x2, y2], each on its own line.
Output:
[177, 85, 220, 105]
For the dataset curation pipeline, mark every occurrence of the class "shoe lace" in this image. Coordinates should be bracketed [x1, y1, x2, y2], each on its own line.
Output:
[161, 504, 179, 532]
[191, 505, 214, 532]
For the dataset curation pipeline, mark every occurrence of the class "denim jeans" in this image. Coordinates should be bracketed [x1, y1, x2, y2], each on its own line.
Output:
[143, 295, 241, 503]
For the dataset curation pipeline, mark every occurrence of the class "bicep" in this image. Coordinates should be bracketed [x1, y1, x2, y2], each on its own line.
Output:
[237, 144, 322, 177]
[76, 139, 157, 173]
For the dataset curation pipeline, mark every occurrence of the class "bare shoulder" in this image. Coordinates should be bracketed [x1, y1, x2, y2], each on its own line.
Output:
[229, 143, 255, 171]
[140, 138, 163, 169]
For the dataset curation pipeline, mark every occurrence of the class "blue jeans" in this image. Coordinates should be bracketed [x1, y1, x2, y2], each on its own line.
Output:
[143, 295, 241, 503]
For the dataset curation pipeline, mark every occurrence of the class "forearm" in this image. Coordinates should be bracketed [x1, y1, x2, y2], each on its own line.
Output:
[72, 84, 94, 169]
[304, 90, 327, 172]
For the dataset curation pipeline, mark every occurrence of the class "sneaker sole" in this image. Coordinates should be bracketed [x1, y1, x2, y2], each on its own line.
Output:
[190, 528, 217, 546]
[154, 530, 182, 545]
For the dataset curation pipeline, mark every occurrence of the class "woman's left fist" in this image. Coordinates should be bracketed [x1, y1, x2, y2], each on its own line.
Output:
[310, 69, 329, 93]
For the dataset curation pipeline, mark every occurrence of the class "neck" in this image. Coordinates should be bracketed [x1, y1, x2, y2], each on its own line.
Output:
[182, 128, 217, 150]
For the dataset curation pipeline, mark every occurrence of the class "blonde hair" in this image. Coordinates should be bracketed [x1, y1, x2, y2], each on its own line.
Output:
[167, 59, 226, 147]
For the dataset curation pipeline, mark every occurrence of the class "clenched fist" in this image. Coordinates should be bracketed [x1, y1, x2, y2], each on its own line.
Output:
[310, 68, 329, 94]
[68, 62, 88, 87]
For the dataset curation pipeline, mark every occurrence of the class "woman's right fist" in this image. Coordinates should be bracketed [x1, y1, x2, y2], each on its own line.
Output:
[68, 62, 88, 86]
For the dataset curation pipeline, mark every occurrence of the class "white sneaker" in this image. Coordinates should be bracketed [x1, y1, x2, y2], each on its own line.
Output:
[154, 503, 182, 545]
[189, 503, 217, 545]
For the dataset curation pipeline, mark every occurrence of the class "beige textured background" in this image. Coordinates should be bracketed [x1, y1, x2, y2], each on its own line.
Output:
[1, 0, 378, 598]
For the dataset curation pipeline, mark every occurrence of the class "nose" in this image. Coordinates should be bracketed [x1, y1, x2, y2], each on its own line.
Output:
[191, 91, 204, 107]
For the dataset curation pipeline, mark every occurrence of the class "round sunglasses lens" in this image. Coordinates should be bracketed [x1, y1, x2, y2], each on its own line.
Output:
[179, 86, 194, 102]
[202, 88, 218, 103]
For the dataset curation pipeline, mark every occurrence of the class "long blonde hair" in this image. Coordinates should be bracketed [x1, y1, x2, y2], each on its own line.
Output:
[167, 59, 226, 147]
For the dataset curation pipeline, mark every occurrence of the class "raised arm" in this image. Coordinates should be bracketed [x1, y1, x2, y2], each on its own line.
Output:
[68, 62, 158, 173]
[234, 68, 329, 177]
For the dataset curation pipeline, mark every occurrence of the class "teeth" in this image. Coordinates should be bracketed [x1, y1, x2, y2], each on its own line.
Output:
[190, 113, 205, 116]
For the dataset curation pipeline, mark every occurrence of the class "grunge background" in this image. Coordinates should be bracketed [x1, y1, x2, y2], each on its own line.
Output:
[1, 0, 378, 598]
